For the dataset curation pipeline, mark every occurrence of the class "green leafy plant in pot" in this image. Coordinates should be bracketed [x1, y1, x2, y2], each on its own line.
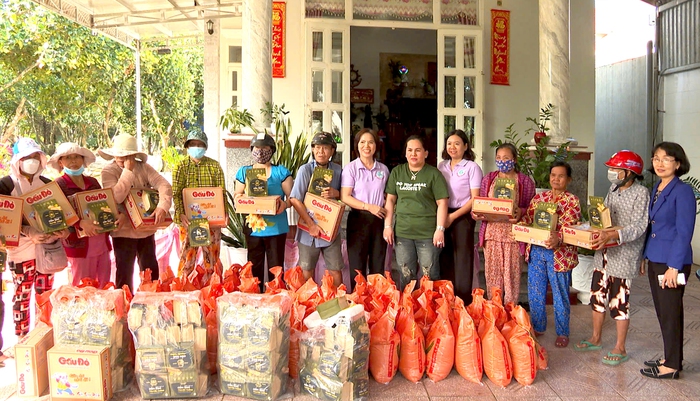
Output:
[527, 103, 554, 144]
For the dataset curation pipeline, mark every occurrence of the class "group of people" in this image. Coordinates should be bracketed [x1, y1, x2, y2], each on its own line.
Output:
[0, 130, 225, 366]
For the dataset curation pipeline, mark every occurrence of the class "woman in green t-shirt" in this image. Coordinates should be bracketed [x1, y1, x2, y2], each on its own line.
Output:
[383, 135, 450, 291]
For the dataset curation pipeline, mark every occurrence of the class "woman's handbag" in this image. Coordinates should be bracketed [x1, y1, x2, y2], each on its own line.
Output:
[35, 239, 68, 274]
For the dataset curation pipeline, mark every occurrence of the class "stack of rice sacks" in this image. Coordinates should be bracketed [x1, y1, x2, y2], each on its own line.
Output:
[50, 285, 133, 392]
[299, 304, 370, 401]
[217, 291, 292, 400]
[127, 291, 208, 398]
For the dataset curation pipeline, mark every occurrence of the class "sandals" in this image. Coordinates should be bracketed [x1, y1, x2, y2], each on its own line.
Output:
[644, 359, 663, 367]
[640, 366, 679, 379]
[602, 352, 629, 366]
[555, 336, 569, 348]
[574, 340, 602, 352]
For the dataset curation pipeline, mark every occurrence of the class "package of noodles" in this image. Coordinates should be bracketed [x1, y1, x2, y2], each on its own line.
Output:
[49, 284, 133, 392]
[128, 290, 208, 399]
[217, 291, 292, 400]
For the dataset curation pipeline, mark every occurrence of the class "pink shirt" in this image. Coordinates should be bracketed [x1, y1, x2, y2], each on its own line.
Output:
[341, 158, 389, 207]
[438, 159, 483, 209]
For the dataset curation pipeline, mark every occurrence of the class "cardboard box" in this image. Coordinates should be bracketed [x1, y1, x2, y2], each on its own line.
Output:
[235, 196, 280, 216]
[298, 193, 345, 242]
[562, 225, 621, 250]
[15, 324, 54, 398]
[48, 345, 112, 401]
[183, 187, 227, 227]
[0, 195, 24, 247]
[123, 188, 173, 231]
[70, 188, 119, 238]
[21, 181, 79, 233]
[512, 224, 553, 246]
[472, 196, 514, 222]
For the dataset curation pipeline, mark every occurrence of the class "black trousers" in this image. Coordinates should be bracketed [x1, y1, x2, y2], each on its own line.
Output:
[347, 210, 387, 290]
[647, 261, 691, 371]
[439, 209, 476, 304]
[244, 228, 286, 286]
[113, 235, 159, 291]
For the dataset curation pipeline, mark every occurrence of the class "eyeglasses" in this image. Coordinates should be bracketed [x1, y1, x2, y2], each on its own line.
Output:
[651, 157, 676, 165]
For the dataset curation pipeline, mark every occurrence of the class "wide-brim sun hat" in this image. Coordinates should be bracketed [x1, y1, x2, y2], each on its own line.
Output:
[10, 137, 45, 165]
[47, 142, 96, 172]
[98, 133, 148, 162]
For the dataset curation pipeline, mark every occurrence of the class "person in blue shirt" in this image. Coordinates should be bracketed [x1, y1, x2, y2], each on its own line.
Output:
[290, 132, 344, 288]
[234, 133, 293, 286]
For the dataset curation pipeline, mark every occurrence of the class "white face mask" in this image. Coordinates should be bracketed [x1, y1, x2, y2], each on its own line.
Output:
[21, 159, 40, 175]
[607, 169, 623, 185]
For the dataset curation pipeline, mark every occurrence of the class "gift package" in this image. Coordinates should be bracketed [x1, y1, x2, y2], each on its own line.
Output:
[562, 224, 620, 249]
[298, 193, 345, 242]
[217, 291, 292, 400]
[472, 197, 514, 222]
[0, 195, 23, 247]
[15, 323, 53, 398]
[183, 187, 227, 227]
[48, 345, 112, 400]
[187, 218, 211, 247]
[246, 168, 268, 197]
[49, 285, 133, 393]
[299, 304, 370, 401]
[21, 181, 79, 233]
[127, 291, 208, 399]
[123, 188, 173, 230]
[308, 167, 334, 196]
[588, 196, 612, 229]
[69, 188, 119, 238]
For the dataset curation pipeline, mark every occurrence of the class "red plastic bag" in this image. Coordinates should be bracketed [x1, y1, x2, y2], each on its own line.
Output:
[369, 304, 400, 384]
[284, 265, 305, 292]
[501, 305, 537, 386]
[478, 302, 513, 387]
[396, 281, 425, 383]
[452, 297, 482, 383]
[37, 289, 54, 326]
[425, 299, 455, 382]
[265, 265, 286, 293]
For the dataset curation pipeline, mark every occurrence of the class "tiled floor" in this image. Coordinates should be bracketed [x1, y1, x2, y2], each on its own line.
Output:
[1, 266, 699, 400]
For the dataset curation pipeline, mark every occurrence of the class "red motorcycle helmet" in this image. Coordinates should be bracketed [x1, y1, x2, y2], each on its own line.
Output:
[605, 150, 644, 175]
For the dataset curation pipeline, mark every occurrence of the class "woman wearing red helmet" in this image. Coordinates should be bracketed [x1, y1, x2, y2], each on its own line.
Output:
[574, 150, 649, 367]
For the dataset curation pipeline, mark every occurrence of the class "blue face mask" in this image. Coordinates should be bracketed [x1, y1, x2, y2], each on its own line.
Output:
[63, 166, 85, 176]
[496, 159, 516, 173]
[188, 147, 206, 160]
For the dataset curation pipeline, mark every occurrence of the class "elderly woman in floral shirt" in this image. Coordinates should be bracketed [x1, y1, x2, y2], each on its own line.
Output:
[522, 161, 581, 348]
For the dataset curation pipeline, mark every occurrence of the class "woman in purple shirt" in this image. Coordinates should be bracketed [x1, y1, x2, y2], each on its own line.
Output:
[341, 129, 390, 288]
[437, 130, 483, 303]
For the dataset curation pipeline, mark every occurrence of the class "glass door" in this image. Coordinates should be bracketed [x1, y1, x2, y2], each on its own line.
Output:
[306, 23, 351, 166]
[437, 30, 483, 166]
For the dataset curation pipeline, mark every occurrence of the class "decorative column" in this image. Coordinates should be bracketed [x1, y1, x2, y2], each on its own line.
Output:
[242, 0, 273, 132]
[203, 18, 221, 160]
[539, 0, 570, 144]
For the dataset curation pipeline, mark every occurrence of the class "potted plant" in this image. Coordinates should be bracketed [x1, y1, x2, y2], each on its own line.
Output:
[219, 104, 256, 134]
[526, 103, 554, 144]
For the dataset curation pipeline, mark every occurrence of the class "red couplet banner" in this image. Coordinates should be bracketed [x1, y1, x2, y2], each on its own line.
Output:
[490, 9, 510, 86]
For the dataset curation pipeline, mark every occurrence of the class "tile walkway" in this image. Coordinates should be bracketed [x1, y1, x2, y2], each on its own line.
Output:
[0, 266, 699, 400]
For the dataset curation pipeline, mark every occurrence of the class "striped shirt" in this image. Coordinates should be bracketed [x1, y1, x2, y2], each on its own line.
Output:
[172, 156, 225, 220]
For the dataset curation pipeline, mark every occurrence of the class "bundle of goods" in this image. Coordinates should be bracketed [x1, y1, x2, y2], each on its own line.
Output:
[300, 303, 370, 401]
[49, 285, 133, 393]
[452, 296, 482, 384]
[127, 291, 208, 398]
[217, 291, 292, 400]
[395, 281, 424, 383]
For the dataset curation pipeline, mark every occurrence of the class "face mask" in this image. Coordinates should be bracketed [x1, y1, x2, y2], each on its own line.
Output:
[63, 166, 85, 176]
[607, 169, 623, 185]
[496, 159, 516, 173]
[21, 159, 40, 175]
[252, 147, 274, 164]
[188, 147, 206, 160]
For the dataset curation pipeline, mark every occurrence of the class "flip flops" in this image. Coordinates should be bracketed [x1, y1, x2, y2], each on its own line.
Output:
[574, 340, 602, 352]
[602, 352, 629, 366]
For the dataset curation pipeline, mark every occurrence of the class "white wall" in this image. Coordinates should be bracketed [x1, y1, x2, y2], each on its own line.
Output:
[661, 68, 700, 263]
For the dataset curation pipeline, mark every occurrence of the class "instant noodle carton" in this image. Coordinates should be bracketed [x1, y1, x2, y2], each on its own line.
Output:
[511, 224, 552, 246]
[562, 224, 621, 250]
[298, 193, 345, 242]
[21, 181, 79, 233]
[47, 345, 112, 401]
[0, 195, 23, 247]
[472, 197, 514, 222]
[70, 188, 118, 238]
[15, 324, 53, 398]
[123, 188, 173, 231]
[183, 187, 227, 227]
[235, 196, 280, 216]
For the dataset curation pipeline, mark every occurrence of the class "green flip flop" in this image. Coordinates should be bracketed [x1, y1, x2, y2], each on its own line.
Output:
[574, 340, 602, 352]
[602, 352, 629, 366]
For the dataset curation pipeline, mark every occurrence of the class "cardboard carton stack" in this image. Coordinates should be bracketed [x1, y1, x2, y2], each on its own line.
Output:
[512, 202, 558, 246]
[299, 304, 370, 401]
[563, 196, 618, 250]
[472, 177, 516, 222]
[49, 285, 133, 394]
[217, 292, 292, 400]
[127, 291, 208, 399]
[236, 170, 280, 215]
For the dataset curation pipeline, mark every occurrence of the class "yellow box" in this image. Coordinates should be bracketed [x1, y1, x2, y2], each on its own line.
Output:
[298, 193, 346, 243]
[69, 188, 119, 238]
[183, 187, 227, 227]
[562, 225, 621, 250]
[15, 324, 53, 398]
[512, 224, 553, 246]
[472, 196, 514, 222]
[22, 181, 79, 233]
[48, 345, 112, 400]
[234, 195, 280, 215]
[123, 188, 173, 231]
